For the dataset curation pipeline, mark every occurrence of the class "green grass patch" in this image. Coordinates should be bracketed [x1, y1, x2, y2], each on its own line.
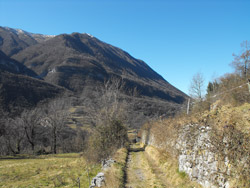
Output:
[176, 169, 187, 179]
[0, 153, 101, 188]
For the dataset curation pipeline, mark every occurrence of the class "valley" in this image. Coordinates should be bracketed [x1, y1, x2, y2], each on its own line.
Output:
[0, 25, 249, 188]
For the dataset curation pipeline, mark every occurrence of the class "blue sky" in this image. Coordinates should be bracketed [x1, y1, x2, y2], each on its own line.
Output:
[1, 0, 250, 94]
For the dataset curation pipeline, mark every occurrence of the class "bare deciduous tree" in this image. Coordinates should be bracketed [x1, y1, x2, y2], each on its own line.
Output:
[44, 97, 71, 154]
[101, 77, 127, 123]
[78, 77, 130, 161]
[231, 40, 250, 79]
[0, 109, 6, 137]
[189, 72, 205, 102]
[80, 76, 128, 127]
[21, 108, 43, 153]
[3, 118, 25, 154]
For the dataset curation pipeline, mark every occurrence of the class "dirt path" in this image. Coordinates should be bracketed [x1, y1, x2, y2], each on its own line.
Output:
[125, 144, 168, 188]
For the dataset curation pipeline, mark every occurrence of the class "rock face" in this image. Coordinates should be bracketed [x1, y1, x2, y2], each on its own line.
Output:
[176, 124, 230, 188]
[141, 124, 230, 188]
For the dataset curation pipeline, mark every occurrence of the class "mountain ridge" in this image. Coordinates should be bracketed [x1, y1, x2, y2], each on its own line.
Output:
[11, 31, 186, 101]
[0, 26, 188, 126]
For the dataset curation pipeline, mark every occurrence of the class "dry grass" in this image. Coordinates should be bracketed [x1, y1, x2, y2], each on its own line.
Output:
[127, 129, 137, 142]
[208, 102, 250, 132]
[146, 103, 250, 148]
[103, 148, 128, 188]
[180, 102, 250, 133]
[0, 153, 100, 188]
[126, 150, 164, 188]
[141, 102, 250, 188]
[145, 146, 202, 188]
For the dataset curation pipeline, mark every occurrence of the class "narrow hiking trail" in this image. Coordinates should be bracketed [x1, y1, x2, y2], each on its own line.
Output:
[125, 143, 170, 188]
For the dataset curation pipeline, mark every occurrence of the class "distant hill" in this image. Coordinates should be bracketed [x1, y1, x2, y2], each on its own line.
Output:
[0, 50, 38, 77]
[1, 26, 188, 127]
[0, 71, 65, 115]
[0, 50, 65, 115]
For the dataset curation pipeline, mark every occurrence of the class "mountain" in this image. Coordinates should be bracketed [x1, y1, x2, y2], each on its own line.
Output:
[0, 26, 54, 56]
[0, 50, 38, 77]
[12, 32, 186, 103]
[1, 26, 188, 127]
[0, 71, 65, 114]
[0, 50, 65, 115]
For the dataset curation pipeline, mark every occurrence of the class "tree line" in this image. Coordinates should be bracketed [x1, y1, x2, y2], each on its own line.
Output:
[0, 97, 88, 155]
[0, 77, 129, 162]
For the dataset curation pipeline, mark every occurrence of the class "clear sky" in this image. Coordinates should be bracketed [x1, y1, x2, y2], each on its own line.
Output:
[1, 0, 250, 94]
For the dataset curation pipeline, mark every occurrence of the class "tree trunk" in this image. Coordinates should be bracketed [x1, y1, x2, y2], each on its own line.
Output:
[53, 127, 57, 154]
[31, 143, 34, 153]
[16, 140, 21, 154]
[24, 127, 35, 153]
[53, 136, 57, 154]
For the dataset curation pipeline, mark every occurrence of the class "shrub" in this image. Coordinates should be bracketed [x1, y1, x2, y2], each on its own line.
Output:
[86, 120, 129, 162]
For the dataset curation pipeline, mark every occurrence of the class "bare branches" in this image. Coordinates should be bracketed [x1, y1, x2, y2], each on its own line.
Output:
[21, 108, 44, 152]
[101, 76, 127, 123]
[3, 118, 25, 154]
[80, 76, 128, 127]
[189, 72, 205, 102]
[231, 40, 250, 79]
[43, 97, 71, 154]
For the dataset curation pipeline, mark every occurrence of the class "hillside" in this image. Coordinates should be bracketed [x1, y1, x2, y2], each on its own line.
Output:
[0, 50, 38, 77]
[12, 32, 186, 103]
[0, 71, 65, 114]
[0, 50, 65, 114]
[0, 26, 188, 127]
[0, 26, 54, 56]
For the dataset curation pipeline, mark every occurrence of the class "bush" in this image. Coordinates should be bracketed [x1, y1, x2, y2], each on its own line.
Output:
[86, 120, 129, 162]
[215, 74, 250, 106]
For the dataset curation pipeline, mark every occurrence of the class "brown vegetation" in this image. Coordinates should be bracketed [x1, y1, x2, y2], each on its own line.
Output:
[86, 120, 129, 163]
[141, 42, 250, 186]
[145, 146, 202, 188]
[103, 148, 128, 188]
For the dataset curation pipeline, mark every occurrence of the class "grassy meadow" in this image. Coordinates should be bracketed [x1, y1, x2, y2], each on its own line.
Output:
[0, 153, 101, 188]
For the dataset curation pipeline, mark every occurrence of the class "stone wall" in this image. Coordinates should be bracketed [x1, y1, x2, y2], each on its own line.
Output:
[141, 124, 230, 188]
